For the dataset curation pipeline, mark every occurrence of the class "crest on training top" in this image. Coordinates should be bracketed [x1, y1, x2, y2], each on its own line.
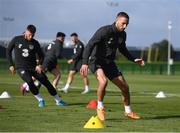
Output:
[29, 45, 34, 50]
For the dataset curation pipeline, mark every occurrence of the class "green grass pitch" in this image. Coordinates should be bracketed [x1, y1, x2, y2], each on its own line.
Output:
[0, 70, 180, 132]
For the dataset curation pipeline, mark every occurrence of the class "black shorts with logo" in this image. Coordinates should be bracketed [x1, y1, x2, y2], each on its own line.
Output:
[70, 60, 82, 72]
[89, 61, 122, 80]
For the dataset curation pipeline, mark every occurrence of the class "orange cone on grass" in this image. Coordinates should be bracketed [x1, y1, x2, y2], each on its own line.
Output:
[86, 100, 97, 109]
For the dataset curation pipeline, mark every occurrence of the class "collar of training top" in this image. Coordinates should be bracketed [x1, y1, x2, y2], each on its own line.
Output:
[55, 39, 63, 44]
[112, 23, 122, 34]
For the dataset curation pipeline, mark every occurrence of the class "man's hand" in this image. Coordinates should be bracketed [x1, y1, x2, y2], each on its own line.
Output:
[67, 59, 73, 64]
[80, 64, 89, 76]
[9, 66, 15, 73]
[134, 58, 145, 66]
[35, 65, 42, 74]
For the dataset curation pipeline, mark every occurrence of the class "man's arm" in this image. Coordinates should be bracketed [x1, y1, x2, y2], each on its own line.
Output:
[119, 44, 145, 66]
[6, 37, 16, 73]
[81, 27, 106, 76]
[118, 33, 145, 66]
[55, 43, 63, 59]
[118, 32, 135, 62]
[6, 37, 16, 66]
[118, 43, 135, 62]
[82, 27, 106, 65]
[36, 42, 44, 65]
[35, 42, 44, 73]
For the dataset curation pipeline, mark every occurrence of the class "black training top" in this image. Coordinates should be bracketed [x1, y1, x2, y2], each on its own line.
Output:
[82, 23, 135, 65]
[43, 39, 63, 61]
[6, 35, 43, 70]
[71, 40, 84, 62]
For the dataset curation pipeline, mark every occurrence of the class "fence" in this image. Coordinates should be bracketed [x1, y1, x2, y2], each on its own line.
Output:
[116, 62, 180, 75]
[1, 59, 180, 75]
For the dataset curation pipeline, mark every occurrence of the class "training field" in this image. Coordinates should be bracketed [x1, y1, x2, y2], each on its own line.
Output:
[0, 70, 180, 132]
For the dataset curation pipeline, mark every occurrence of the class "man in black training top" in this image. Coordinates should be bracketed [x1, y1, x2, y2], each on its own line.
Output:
[42, 32, 66, 89]
[6, 24, 68, 107]
[80, 12, 145, 121]
[20, 32, 66, 93]
[61, 33, 90, 94]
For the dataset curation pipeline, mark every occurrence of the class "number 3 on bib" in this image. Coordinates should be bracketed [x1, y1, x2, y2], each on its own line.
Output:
[22, 49, 29, 57]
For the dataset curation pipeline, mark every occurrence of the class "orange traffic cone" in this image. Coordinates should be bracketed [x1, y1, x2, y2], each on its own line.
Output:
[86, 100, 97, 109]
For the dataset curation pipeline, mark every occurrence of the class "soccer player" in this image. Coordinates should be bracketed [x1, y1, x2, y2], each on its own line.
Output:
[80, 12, 145, 121]
[61, 33, 90, 94]
[42, 32, 65, 89]
[6, 24, 68, 107]
[20, 32, 66, 94]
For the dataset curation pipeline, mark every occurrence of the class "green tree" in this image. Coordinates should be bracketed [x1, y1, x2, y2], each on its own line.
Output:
[151, 39, 174, 61]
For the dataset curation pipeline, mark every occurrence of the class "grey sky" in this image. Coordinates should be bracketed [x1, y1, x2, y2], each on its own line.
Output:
[0, 0, 179, 48]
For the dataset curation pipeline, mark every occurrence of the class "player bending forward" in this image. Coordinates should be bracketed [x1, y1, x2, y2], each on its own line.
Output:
[80, 12, 145, 121]
[6, 24, 68, 107]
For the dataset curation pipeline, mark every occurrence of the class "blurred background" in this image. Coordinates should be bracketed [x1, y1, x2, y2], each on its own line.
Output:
[0, 0, 180, 75]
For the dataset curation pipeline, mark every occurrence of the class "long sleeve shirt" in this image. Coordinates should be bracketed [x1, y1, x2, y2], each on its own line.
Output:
[71, 40, 84, 62]
[82, 23, 135, 65]
[43, 39, 63, 61]
[6, 35, 43, 70]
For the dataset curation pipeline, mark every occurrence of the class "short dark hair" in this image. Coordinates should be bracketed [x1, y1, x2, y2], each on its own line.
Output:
[56, 32, 66, 37]
[116, 12, 129, 20]
[27, 24, 36, 34]
[70, 32, 78, 37]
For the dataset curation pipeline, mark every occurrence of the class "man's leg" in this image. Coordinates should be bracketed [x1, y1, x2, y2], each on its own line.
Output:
[17, 69, 44, 107]
[81, 75, 90, 94]
[95, 68, 108, 121]
[111, 75, 140, 119]
[50, 65, 61, 89]
[20, 76, 41, 95]
[61, 70, 76, 93]
[34, 71, 68, 106]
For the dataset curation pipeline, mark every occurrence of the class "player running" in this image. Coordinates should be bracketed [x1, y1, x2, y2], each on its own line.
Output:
[61, 33, 90, 94]
[80, 12, 145, 121]
[20, 32, 66, 94]
[6, 24, 68, 107]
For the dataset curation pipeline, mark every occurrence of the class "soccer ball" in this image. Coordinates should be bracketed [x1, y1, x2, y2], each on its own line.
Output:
[20, 81, 41, 95]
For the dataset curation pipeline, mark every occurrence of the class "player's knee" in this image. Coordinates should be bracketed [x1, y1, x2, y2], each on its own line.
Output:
[99, 78, 108, 88]
[27, 80, 39, 95]
[56, 73, 61, 79]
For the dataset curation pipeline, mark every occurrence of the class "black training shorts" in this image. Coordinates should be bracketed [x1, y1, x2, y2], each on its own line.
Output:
[42, 58, 57, 72]
[89, 61, 122, 80]
[70, 60, 82, 72]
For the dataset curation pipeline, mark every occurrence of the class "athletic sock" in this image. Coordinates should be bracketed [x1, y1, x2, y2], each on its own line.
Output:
[124, 105, 132, 113]
[63, 83, 70, 90]
[34, 94, 43, 102]
[85, 85, 89, 91]
[23, 82, 29, 91]
[53, 94, 62, 103]
[97, 101, 104, 109]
